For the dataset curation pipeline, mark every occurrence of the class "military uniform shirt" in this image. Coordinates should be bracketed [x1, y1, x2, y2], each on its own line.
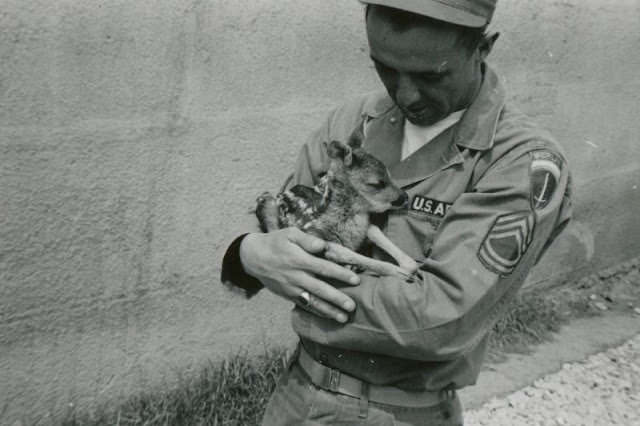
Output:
[287, 64, 572, 391]
[221, 64, 572, 393]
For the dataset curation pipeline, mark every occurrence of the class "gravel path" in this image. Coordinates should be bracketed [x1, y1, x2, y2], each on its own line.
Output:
[465, 334, 640, 426]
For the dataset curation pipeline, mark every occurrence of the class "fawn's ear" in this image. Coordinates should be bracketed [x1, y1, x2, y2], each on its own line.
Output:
[326, 140, 353, 166]
[347, 121, 365, 149]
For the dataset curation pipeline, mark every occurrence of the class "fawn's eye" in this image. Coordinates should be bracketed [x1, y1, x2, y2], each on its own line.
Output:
[368, 181, 386, 190]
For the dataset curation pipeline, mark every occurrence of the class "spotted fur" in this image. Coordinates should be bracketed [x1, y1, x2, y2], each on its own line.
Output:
[256, 129, 408, 253]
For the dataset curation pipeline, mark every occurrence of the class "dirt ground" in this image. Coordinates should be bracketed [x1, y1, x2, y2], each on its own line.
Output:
[467, 332, 640, 425]
[461, 257, 640, 411]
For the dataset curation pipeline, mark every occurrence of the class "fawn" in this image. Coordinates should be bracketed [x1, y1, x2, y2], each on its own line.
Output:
[255, 124, 418, 280]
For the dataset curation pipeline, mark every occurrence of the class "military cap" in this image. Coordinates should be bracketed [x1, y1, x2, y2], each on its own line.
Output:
[360, 0, 497, 27]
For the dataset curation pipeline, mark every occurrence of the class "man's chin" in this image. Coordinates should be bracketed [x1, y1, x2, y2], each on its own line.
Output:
[401, 107, 443, 127]
[405, 113, 441, 127]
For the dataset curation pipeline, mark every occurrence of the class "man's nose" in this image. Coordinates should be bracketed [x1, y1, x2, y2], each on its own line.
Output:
[395, 74, 420, 107]
[391, 192, 409, 208]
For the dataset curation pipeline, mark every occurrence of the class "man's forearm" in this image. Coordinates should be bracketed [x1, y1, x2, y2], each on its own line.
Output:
[291, 147, 572, 362]
[291, 252, 533, 362]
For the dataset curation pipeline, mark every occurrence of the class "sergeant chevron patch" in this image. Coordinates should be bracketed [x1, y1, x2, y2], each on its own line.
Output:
[478, 211, 536, 275]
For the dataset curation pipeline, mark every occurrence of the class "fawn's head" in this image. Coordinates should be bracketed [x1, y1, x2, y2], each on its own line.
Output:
[325, 125, 408, 213]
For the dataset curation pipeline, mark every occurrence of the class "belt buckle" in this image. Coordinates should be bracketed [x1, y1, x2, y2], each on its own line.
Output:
[327, 368, 341, 392]
[439, 388, 455, 401]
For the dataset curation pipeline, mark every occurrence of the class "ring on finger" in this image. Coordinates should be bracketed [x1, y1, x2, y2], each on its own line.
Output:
[297, 290, 312, 307]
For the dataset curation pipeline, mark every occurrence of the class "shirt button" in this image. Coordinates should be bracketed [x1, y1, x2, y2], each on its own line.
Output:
[390, 117, 397, 124]
[369, 359, 376, 365]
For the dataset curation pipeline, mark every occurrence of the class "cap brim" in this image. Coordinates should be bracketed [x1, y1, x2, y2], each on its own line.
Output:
[360, 0, 488, 27]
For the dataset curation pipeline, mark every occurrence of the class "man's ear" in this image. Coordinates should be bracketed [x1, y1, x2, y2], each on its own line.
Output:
[478, 31, 500, 61]
[326, 140, 353, 166]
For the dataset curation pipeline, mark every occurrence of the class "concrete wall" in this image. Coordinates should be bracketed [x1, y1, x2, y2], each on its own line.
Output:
[1, 0, 639, 423]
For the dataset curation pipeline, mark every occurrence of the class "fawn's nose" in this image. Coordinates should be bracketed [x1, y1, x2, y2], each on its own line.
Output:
[391, 192, 409, 208]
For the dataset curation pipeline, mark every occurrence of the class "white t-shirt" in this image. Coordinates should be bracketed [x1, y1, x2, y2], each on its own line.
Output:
[401, 109, 466, 161]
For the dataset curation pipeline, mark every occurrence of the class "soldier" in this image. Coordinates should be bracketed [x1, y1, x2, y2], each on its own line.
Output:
[222, 1, 572, 424]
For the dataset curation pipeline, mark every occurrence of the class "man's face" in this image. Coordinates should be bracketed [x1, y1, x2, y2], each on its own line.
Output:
[366, 9, 483, 126]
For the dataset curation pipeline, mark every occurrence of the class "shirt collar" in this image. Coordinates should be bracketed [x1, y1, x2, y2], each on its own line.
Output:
[404, 108, 466, 142]
[362, 64, 506, 152]
[401, 109, 465, 161]
[453, 64, 506, 151]
[362, 107, 464, 189]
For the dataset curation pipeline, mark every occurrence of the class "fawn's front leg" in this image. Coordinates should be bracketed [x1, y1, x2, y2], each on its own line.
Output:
[366, 225, 419, 275]
[323, 242, 416, 283]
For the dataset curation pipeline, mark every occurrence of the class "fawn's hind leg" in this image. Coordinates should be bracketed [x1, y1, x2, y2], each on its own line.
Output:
[255, 192, 280, 232]
[366, 225, 419, 274]
[324, 242, 416, 282]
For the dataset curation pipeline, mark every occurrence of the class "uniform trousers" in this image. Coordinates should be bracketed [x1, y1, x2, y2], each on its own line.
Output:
[262, 362, 464, 426]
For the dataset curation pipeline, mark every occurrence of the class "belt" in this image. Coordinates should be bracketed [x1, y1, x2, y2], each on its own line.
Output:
[296, 344, 453, 408]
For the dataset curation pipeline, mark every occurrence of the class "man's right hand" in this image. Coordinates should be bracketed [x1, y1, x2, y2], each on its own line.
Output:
[239, 228, 360, 323]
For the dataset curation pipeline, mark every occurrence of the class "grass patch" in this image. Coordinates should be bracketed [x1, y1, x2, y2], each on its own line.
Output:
[62, 349, 289, 426]
[62, 260, 640, 425]
[486, 257, 640, 361]
[485, 290, 579, 362]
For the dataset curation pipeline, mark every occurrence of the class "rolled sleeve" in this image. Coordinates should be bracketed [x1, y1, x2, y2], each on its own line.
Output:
[220, 233, 264, 298]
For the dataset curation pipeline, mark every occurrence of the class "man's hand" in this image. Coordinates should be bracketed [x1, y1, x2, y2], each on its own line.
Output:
[239, 228, 360, 323]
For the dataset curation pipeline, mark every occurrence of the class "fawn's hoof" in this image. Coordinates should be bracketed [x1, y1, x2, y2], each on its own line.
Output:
[346, 264, 365, 274]
[256, 191, 275, 204]
[405, 273, 417, 284]
[255, 192, 276, 214]
[255, 192, 279, 233]
[402, 260, 425, 284]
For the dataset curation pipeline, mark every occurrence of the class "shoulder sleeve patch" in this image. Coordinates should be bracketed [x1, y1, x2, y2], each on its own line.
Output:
[478, 211, 536, 276]
[530, 150, 563, 211]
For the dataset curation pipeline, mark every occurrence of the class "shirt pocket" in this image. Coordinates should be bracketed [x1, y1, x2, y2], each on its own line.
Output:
[380, 209, 440, 263]
[406, 210, 442, 258]
[405, 192, 457, 258]
[384, 168, 470, 262]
